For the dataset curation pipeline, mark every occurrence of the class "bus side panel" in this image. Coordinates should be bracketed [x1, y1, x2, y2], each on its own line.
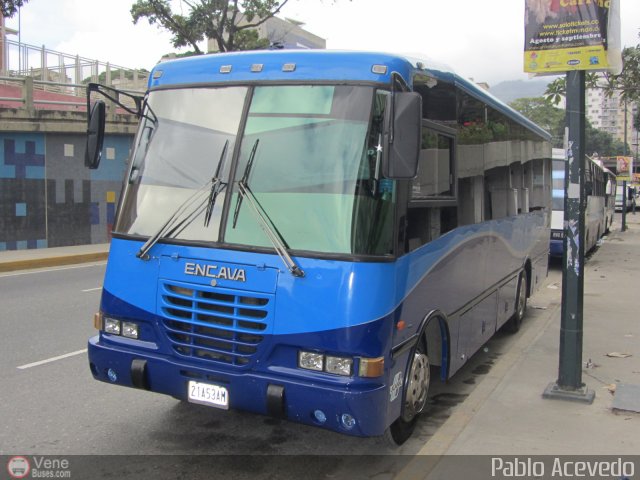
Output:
[393, 210, 549, 379]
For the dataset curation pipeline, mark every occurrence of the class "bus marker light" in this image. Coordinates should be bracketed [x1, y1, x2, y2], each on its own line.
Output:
[396, 320, 406, 331]
[359, 357, 384, 378]
[251, 64, 264, 73]
[122, 322, 139, 339]
[313, 410, 327, 424]
[298, 351, 323, 371]
[372, 65, 388, 75]
[340, 413, 356, 430]
[104, 318, 121, 335]
[325, 356, 353, 376]
[93, 312, 103, 330]
[282, 63, 296, 72]
[219, 65, 232, 74]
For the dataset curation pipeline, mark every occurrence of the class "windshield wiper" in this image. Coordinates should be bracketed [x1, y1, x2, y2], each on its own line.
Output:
[136, 143, 229, 260]
[232, 139, 259, 228]
[231, 139, 304, 277]
[204, 140, 229, 227]
[236, 181, 305, 278]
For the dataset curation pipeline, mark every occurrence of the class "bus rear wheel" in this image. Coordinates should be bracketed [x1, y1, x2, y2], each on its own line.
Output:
[504, 271, 527, 334]
[384, 343, 430, 446]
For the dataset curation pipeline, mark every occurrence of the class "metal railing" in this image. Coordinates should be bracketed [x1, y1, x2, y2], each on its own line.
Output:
[0, 38, 148, 107]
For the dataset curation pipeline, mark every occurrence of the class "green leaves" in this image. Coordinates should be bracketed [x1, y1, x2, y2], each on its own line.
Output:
[129, 0, 289, 54]
[1, 0, 28, 17]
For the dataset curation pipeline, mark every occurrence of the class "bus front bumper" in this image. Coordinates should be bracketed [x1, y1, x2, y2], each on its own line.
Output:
[88, 335, 390, 437]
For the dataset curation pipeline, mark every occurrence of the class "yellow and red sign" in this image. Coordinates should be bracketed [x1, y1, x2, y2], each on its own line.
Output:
[524, 0, 621, 74]
[615, 156, 634, 182]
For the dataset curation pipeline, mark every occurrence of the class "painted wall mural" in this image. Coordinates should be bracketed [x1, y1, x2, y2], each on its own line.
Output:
[0, 132, 131, 251]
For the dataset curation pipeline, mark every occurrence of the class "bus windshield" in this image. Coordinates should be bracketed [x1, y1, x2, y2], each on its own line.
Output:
[115, 85, 395, 257]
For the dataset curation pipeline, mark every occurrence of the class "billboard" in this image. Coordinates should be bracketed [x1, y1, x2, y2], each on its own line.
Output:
[615, 156, 634, 182]
[524, 0, 621, 75]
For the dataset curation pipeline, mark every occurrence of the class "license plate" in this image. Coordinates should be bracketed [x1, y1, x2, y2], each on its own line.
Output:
[187, 380, 229, 409]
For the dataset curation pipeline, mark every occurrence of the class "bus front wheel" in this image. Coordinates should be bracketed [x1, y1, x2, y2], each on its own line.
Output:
[384, 342, 430, 446]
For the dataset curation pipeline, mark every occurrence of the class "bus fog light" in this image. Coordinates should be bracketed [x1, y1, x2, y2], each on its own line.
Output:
[298, 351, 323, 371]
[359, 356, 385, 378]
[104, 318, 121, 335]
[325, 356, 353, 376]
[122, 322, 139, 339]
[107, 368, 118, 382]
[340, 413, 356, 430]
[313, 410, 327, 424]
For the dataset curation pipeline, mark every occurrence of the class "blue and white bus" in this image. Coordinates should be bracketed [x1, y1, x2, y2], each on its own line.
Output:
[85, 50, 552, 445]
[550, 149, 615, 257]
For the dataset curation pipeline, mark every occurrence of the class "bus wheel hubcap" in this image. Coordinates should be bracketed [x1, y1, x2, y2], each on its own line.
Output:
[403, 352, 430, 422]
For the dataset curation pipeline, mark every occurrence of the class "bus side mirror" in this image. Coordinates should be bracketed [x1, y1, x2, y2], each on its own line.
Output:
[85, 100, 106, 169]
[382, 92, 422, 179]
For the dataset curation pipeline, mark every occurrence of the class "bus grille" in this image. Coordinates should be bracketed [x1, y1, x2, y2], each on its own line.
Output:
[158, 280, 272, 367]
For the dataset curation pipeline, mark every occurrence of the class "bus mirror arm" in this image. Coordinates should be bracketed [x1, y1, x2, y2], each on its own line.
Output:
[381, 92, 422, 180]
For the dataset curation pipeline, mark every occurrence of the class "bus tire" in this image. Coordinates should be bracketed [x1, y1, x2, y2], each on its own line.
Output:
[504, 271, 527, 334]
[383, 341, 430, 446]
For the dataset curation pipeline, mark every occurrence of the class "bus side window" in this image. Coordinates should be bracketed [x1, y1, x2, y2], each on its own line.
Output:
[406, 123, 458, 252]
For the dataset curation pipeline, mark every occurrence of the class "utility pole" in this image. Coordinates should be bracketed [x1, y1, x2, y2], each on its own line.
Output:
[621, 99, 629, 231]
[543, 70, 595, 404]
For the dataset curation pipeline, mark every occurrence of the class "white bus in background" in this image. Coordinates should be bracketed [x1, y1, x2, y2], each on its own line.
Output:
[550, 149, 615, 257]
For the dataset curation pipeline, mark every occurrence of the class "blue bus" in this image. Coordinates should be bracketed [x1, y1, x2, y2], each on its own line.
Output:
[550, 149, 615, 257]
[85, 50, 552, 445]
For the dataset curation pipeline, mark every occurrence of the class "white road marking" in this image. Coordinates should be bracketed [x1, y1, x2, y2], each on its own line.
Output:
[17, 348, 88, 370]
[82, 287, 103, 292]
[0, 262, 106, 278]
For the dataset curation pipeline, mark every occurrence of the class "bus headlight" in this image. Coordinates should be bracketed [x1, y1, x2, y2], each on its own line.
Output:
[298, 351, 323, 371]
[325, 356, 353, 376]
[104, 318, 121, 335]
[122, 322, 139, 339]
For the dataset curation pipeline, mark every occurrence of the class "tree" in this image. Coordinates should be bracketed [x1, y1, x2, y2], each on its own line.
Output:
[543, 72, 600, 106]
[131, 0, 291, 54]
[509, 97, 565, 144]
[603, 33, 640, 104]
[584, 121, 628, 157]
[510, 96, 629, 155]
[1, 0, 28, 17]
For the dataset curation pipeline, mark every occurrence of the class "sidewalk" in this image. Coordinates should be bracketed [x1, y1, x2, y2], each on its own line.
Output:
[398, 213, 640, 478]
[0, 243, 110, 273]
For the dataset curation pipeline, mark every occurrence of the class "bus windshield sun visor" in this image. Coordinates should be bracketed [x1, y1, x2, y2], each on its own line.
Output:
[136, 141, 229, 260]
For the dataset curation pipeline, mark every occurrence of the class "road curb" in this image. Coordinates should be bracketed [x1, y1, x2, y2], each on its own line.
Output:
[0, 252, 109, 273]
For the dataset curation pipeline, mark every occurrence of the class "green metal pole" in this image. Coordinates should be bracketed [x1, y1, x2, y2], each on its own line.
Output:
[544, 70, 595, 403]
[622, 99, 628, 231]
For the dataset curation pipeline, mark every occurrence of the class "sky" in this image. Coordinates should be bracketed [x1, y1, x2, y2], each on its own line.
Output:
[4, 0, 640, 85]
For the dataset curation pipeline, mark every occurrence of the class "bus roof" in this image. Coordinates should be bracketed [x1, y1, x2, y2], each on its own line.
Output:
[149, 50, 550, 141]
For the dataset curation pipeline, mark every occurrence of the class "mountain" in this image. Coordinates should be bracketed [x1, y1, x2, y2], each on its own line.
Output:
[488, 79, 551, 104]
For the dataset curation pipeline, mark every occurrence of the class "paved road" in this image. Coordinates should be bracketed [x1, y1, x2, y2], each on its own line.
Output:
[0, 261, 562, 478]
